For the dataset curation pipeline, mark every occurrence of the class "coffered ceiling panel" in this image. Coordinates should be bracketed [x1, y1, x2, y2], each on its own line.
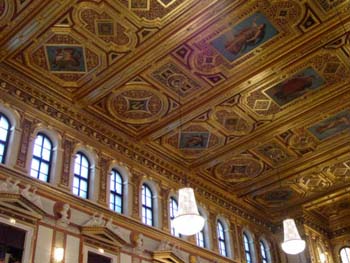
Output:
[1, 0, 350, 231]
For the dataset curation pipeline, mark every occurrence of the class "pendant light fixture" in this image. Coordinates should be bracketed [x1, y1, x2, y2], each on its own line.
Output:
[172, 88, 205, 236]
[281, 218, 306, 255]
[274, 156, 305, 255]
[172, 187, 205, 236]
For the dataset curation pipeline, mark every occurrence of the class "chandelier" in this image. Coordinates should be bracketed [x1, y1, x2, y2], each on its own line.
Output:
[281, 218, 306, 255]
[172, 88, 205, 236]
[172, 187, 205, 236]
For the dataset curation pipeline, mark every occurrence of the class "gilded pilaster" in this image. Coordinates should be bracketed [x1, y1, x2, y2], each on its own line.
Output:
[15, 117, 33, 171]
[209, 211, 219, 253]
[97, 155, 111, 207]
[160, 185, 170, 232]
[59, 136, 75, 189]
[230, 218, 241, 261]
[130, 169, 143, 221]
[252, 232, 262, 263]
[236, 224, 245, 263]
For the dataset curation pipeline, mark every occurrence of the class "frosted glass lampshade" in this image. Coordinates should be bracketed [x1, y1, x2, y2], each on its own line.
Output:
[172, 187, 205, 236]
[54, 247, 64, 262]
[281, 218, 306, 255]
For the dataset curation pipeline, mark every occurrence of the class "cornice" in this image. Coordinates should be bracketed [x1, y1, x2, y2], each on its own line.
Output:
[0, 69, 274, 230]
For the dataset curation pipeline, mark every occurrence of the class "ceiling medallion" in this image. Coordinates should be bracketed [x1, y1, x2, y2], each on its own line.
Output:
[107, 83, 168, 124]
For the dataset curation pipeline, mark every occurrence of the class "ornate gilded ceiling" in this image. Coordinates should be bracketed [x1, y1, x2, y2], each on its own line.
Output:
[1, 0, 350, 230]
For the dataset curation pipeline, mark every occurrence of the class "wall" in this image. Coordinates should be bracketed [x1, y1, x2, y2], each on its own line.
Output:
[0, 100, 280, 263]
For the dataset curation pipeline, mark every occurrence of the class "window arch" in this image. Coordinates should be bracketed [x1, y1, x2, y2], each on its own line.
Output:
[73, 152, 91, 199]
[340, 247, 350, 263]
[109, 168, 123, 213]
[243, 232, 254, 263]
[217, 220, 228, 257]
[169, 197, 180, 237]
[141, 183, 154, 226]
[196, 209, 208, 248]
[196, 226, 206, 248]
[30, 133, 53, 182]
[260, 240, 269, 263]
[0, 113, 11, 164]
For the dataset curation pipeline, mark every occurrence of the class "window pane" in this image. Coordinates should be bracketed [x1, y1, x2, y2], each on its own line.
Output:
[196, 231, 205, 248]
[80, 190, 87, 199]
[80, 180, 87, 192]
[142, 191, 146, 204]
[73, 177, 80, 188]
[74, 161, 81, 174]
[115, 182, 122, 193]
[80, 167, 89, 178]
[75, 154, 81, 166]
[115, 197, 122, 207]
[340, 247, 350, 263]
[43, 138, 51, 150]
[146, 195, 152, 207]
[146, 209, 152, 220]
[110, 178, 116, 191]
[39, 173, 48, 182]
[40, 162, 49, 174]
[0, 131, 6, 141]
[30, 169, 38, 178]
[33, 144, 42, 157]
[31, 159, 39, 171]
[81, 156, 89, 168]
[73, 187, 79, 195]
[142, 207, 146, 224]
[42, 148, 51, 161]
[0, 144, 4, 161]
[115, 174, 122, 184]
[0, 117, 9, 129]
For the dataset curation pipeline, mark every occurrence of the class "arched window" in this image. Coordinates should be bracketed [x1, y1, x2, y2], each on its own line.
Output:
[260, 240, 269, 263]
[196, 228, 206, 248]
[340, 247, 350, 263]
[141, 184, 153, 226]
[30, 133, 53, 182]
[217, 220, 227, 256]
[169, 197, 180, 237]
[243, 232, 253, 263]
[73, 152, 90, 199]
[0, 113, 11, 164]
[109, 169, 123, 213]
[196, 210, 207, 248]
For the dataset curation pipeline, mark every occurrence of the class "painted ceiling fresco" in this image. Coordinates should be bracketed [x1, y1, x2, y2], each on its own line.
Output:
[1, 0, 350, 230]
